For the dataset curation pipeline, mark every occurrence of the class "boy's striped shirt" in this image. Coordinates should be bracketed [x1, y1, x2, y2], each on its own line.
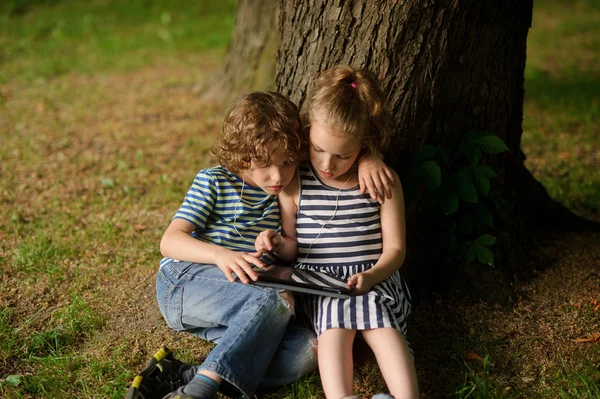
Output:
[160, 166, 279, 268]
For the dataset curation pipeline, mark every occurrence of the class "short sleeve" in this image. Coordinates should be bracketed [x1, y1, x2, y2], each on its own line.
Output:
[172, 170, 217, 231]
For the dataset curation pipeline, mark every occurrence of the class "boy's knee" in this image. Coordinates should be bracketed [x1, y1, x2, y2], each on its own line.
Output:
[278, 291, 295, 313]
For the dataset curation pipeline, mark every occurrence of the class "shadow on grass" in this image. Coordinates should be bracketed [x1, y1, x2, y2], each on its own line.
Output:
[525, 67, 599, 119]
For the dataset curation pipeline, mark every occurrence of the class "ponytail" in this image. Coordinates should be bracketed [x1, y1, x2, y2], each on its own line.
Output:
[307, 65, 391, 156]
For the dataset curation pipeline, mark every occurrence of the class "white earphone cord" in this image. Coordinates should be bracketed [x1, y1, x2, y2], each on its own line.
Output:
[297, 173, 353, 267]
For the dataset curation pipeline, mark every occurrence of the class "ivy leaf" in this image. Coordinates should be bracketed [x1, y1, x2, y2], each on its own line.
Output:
[474, 165, 494, 196]
[476, 165, 497, 178]
[475, 233, 496, 246]
[457, 170, 478, 203]
[415, 145, 439, 162]
[418, 161, 441, 189]
[439, 188, 459, 215]
[460, 141, 481, 165]
[474, 173, 490, 196]
[465, 243, 477, 263]
[475, 244, 495, 266]
[475, 203, 494, 227]
[470, 135, 509, 154]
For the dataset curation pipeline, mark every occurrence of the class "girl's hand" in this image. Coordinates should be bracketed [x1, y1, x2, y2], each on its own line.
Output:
[214, 247, 264, 284]
[255, 229, 284, 254]
[348, 271, 378, 295]
[357, 155, 395, 204]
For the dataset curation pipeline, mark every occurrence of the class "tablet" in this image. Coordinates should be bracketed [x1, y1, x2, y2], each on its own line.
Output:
[250, 265, 353, 299]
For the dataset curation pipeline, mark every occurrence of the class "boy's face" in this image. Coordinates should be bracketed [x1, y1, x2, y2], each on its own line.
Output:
[243, 144, 297, 195]
[309, 116, 362, 184]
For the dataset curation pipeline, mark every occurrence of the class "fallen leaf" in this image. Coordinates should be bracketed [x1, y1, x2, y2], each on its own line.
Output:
[573, 333, 600, 343]
[133, 224, 147, 232]
[595, 304, 600, 312]
[574, 303, 581, 310]
[558, 152, 571, 160]
[466, 352, 484, 361]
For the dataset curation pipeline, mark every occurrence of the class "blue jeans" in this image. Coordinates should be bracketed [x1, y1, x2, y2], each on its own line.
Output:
[156, 261, 318, 398]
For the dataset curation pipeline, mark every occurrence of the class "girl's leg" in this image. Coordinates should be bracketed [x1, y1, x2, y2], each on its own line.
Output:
[318, 328, 356, 399]
[361, 328, 418, 399]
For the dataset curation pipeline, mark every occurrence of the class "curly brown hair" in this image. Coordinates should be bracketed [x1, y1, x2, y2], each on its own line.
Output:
[212, 92, 307, 172]
[307, 65, 391, 157]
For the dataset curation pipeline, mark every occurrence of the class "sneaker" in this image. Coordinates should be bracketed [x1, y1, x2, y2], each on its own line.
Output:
[161, 386, 196, 399]
[125, 346, 192, 399]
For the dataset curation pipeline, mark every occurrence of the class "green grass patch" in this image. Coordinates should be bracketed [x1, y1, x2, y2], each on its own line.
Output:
[1, 295, 105, 398]
[26, 295, 104, 357]
[554, 357, 600, 398]
[0, 307, 20, 368]
[449, 337, 514, 398]
[11, 232, 81, 282]
[522, 0, 600, 213]
[0, 0, 236, 84]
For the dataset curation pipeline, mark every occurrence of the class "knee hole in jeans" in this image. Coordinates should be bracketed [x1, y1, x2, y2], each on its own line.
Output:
[278, 291, 295, 315]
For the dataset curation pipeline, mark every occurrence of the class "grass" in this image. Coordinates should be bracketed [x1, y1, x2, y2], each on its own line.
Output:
[0, 0, 236, 84]
[0, 0, 598, 398]
[522, 0, 599, 214]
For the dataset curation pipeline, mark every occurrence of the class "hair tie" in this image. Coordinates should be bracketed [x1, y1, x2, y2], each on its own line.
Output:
[350, 82, 357, 89]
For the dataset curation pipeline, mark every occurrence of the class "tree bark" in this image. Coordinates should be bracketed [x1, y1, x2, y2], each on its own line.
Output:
[277, 0, 530, 159]
[201, 0, 279, 102]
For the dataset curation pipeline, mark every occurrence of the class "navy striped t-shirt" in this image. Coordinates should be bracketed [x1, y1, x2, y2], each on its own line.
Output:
[160, 166, 280, 268]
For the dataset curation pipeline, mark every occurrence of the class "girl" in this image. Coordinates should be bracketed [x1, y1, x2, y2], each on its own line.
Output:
[256, 66, 418, 399]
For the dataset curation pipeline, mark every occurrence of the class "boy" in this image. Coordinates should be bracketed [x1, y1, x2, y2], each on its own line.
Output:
[155, 92, 317, 399]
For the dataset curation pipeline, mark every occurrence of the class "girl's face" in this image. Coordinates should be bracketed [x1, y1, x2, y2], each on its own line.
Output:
[309, 116, 363, 184]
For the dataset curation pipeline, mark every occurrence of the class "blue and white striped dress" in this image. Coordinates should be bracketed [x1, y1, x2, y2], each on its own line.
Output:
[294, 166, 412, 338]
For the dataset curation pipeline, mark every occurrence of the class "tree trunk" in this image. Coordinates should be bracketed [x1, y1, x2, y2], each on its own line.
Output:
[218, 0, 598, 302]
[276, 0, 535, 301]
[277, 0, 530, 159]
[201, 0, 279, 102]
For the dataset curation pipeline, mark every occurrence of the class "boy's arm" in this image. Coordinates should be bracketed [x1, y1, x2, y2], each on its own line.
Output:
[348, 170, 406, 293]
[255, 174, 299, 262]
[357, 153, 395, 204]
[161, 218, 264, 284]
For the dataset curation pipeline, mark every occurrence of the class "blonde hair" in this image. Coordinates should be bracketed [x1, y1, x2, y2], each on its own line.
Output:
[212, 91, 306, 172]
[307, 65, 390, 156]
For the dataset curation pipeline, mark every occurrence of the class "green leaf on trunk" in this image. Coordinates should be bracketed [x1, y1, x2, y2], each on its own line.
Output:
[418, 160, 441, 189]
[475, 233, 496, 246]
[470, 135, 509, 154]
[475, 244, 495, 266]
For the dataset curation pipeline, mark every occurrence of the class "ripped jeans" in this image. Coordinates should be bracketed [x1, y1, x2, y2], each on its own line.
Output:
[156, 261, 318, 399]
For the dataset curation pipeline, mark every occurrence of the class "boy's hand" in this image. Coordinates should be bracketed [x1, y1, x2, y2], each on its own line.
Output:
[347, 271, 377, 295]
[357, 155, 395, 204]
[214, 247, 264, 284]
[255, 229, 284, 254]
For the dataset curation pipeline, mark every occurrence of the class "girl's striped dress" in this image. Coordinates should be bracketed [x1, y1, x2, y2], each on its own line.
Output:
[294, 165, 412, 338]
